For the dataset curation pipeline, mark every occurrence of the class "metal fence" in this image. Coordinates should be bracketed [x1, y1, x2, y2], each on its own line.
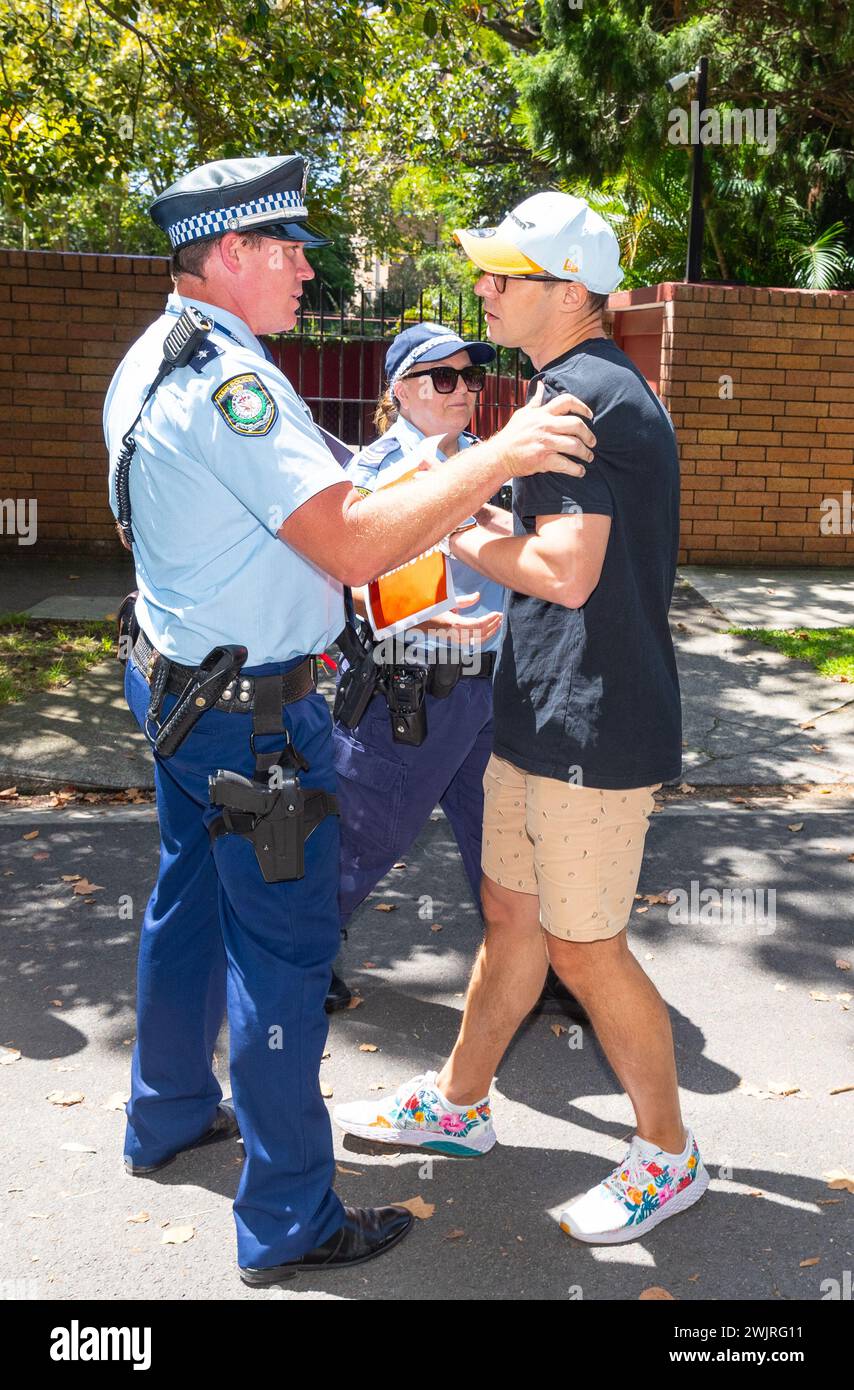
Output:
[268, 285, 530, 448]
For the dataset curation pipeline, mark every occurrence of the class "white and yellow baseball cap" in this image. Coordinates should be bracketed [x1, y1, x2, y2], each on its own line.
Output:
[455, 191, 623, 295]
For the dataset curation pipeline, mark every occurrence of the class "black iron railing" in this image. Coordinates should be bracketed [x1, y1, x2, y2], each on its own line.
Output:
[268, 285, 529, 447]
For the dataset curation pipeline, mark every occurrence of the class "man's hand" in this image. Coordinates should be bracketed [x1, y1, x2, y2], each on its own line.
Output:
[493, 381, 595, 479]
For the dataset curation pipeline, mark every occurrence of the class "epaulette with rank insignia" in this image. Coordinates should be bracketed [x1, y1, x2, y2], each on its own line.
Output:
[351, 434, 401, 469]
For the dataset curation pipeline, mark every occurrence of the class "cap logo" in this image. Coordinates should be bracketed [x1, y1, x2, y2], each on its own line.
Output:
[507, 211, 535, 231]
[563, 257, 579, 273]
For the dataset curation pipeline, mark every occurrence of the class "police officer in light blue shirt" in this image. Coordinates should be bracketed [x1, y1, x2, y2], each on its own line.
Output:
[102, 154, 597, 1285]
[333, 326, 506, 980]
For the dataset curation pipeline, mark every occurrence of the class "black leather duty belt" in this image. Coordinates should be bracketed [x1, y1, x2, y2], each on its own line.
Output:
[459, 651, 496, 679]
[132, 632, 316, 712]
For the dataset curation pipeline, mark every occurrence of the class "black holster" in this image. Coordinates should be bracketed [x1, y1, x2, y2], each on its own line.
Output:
[207, 675, 338, 882]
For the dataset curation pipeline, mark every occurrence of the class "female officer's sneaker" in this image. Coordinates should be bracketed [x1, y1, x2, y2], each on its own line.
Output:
[332, 1071, 496, 1157]
[559, 1129, 708, 1243]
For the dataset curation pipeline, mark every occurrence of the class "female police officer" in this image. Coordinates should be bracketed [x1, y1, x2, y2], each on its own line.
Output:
[104, 157, 596, 1284]
[333, 324, 503, 931]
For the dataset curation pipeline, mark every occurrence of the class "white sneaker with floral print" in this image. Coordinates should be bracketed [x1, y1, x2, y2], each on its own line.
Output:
[332, 1071, 496, 1157]
[560, 1130, 709, 1243]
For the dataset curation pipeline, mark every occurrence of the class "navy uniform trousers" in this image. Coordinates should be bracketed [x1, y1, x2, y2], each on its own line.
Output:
[125, 654, 344, 1269]
[333, 675, 494, 926]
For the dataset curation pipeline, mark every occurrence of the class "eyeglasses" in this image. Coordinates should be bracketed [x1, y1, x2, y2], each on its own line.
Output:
[404, 364, 487, 393]
[488, 272, 561, 294]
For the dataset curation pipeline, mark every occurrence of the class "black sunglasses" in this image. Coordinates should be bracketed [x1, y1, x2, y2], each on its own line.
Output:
[404, 364, 487, 393]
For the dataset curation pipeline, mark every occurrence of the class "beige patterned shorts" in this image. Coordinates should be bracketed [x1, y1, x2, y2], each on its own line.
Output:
[481, 754, 660, 942]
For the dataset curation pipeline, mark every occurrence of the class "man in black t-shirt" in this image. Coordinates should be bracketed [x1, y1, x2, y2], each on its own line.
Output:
[333, 193, 708, 1245]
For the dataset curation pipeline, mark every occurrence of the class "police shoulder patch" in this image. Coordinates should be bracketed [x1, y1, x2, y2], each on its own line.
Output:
[212, 373, 278, 436]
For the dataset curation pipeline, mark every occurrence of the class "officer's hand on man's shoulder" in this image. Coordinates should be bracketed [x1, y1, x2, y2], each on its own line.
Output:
[493, 381, 596, 479]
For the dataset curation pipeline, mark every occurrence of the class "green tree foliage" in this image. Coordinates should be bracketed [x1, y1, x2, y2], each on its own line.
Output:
[0, 0, 851, 291]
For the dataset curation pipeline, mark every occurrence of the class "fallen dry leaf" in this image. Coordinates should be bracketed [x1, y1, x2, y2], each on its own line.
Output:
[392, 862, 406, 869]
[0, 786, 17, 799]
[550, 1023, 567, 1037]
[836, 959, 851, 971]
[46, 1091, 84, 1107]
[347, 996, 363, 1010]
[60, 1142, 96, 1154]
[768, 1081, 800, 1097]
[678, 783, 694, 794]
[635, 905, 649, 915]
[444, 1228, 466, 1240]
[33, 852, 49, 862]
[320, 1082, 333, 1099]
[799, 1257, 820, 1268]
[799, 722, 815, 731]
[395, 1196, 435, 1220]
[748, 1191, 765, 1198]
[374, 903, 396, 913]
[774, 982, 788, 992]
[810, 744, 826, 754]
[809, 991, 830, 1002]
[639, 1286, 676, 1300]
[336, 1165, 362, 1176]
[126, 1212, 150, 1224]
[824, 1170, 854, 1194]
[49, 1000, 63, 1008]
[788, 823, 804, 833]
[836, 993, 852, 1003]
[0, 1048, 21, 1065]
[640, 892, 675, 905]
[359, 1043, 378, 1053]
[829, 1084, 854, 1096]
[72, 879, 104, 896]
[103, 1092, 128, 1111]
[430, 924, 444, 933]
[161, 1225, 194, 1245]
[22, 831, 39, 841]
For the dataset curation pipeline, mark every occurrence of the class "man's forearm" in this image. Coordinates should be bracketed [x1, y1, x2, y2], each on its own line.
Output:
[343, 439, 510, 582]
[449, 525, 568, 605]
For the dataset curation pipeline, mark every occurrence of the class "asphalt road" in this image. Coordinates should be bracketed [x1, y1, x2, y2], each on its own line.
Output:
[1, 797, 851, 1302]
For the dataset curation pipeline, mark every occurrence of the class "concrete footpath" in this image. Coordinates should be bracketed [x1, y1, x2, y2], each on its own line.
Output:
[1, 563, 852, 792]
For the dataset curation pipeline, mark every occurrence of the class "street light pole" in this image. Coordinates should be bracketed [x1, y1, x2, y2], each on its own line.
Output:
[685, 55, 708, 283]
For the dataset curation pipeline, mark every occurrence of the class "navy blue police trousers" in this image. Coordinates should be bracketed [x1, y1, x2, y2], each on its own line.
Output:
[333, 675, 494, 926]
[125, 655, 344, 1269]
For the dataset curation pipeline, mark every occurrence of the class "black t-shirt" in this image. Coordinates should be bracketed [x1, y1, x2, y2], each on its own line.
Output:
[492, 337, 682, 790]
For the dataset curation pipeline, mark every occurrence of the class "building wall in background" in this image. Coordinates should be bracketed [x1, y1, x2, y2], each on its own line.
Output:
[1, 249, 852, 565]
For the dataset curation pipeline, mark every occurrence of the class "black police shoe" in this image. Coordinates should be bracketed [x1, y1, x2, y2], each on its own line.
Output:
[239, 1204, 414, 1285]
[533, 967, 590, 1025]
[124, 1101, 241, 1175]
[325, 968, 352, 1013]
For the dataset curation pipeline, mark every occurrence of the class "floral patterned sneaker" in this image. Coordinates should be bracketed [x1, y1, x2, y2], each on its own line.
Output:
[332, 1071, 496, 1157]
[560, 1130, 708, 1244]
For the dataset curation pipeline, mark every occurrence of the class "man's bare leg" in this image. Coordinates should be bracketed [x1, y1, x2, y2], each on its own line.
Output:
[436, 875, 547, 1105]
[547, 930, 685, 1155]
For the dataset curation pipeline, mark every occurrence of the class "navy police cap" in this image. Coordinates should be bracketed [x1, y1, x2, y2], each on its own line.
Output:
[386, 322, 495, 387]
[149, 155, 330, 250]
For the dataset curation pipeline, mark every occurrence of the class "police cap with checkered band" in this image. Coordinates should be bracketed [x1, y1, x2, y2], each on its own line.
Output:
[149, 155, 330, 250]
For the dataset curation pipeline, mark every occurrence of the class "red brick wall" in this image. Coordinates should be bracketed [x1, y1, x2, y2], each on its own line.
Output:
[0, 249, 171, 553]
[612, 282, 854, 566]
[2, 252, 852, 564]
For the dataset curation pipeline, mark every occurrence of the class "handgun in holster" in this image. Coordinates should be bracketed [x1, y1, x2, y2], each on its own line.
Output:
[209, 764, 307, 883]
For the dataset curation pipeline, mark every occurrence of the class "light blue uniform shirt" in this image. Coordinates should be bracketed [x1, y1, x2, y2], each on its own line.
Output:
[347, 414, 505, 655]
[104, 292, 347, 665]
